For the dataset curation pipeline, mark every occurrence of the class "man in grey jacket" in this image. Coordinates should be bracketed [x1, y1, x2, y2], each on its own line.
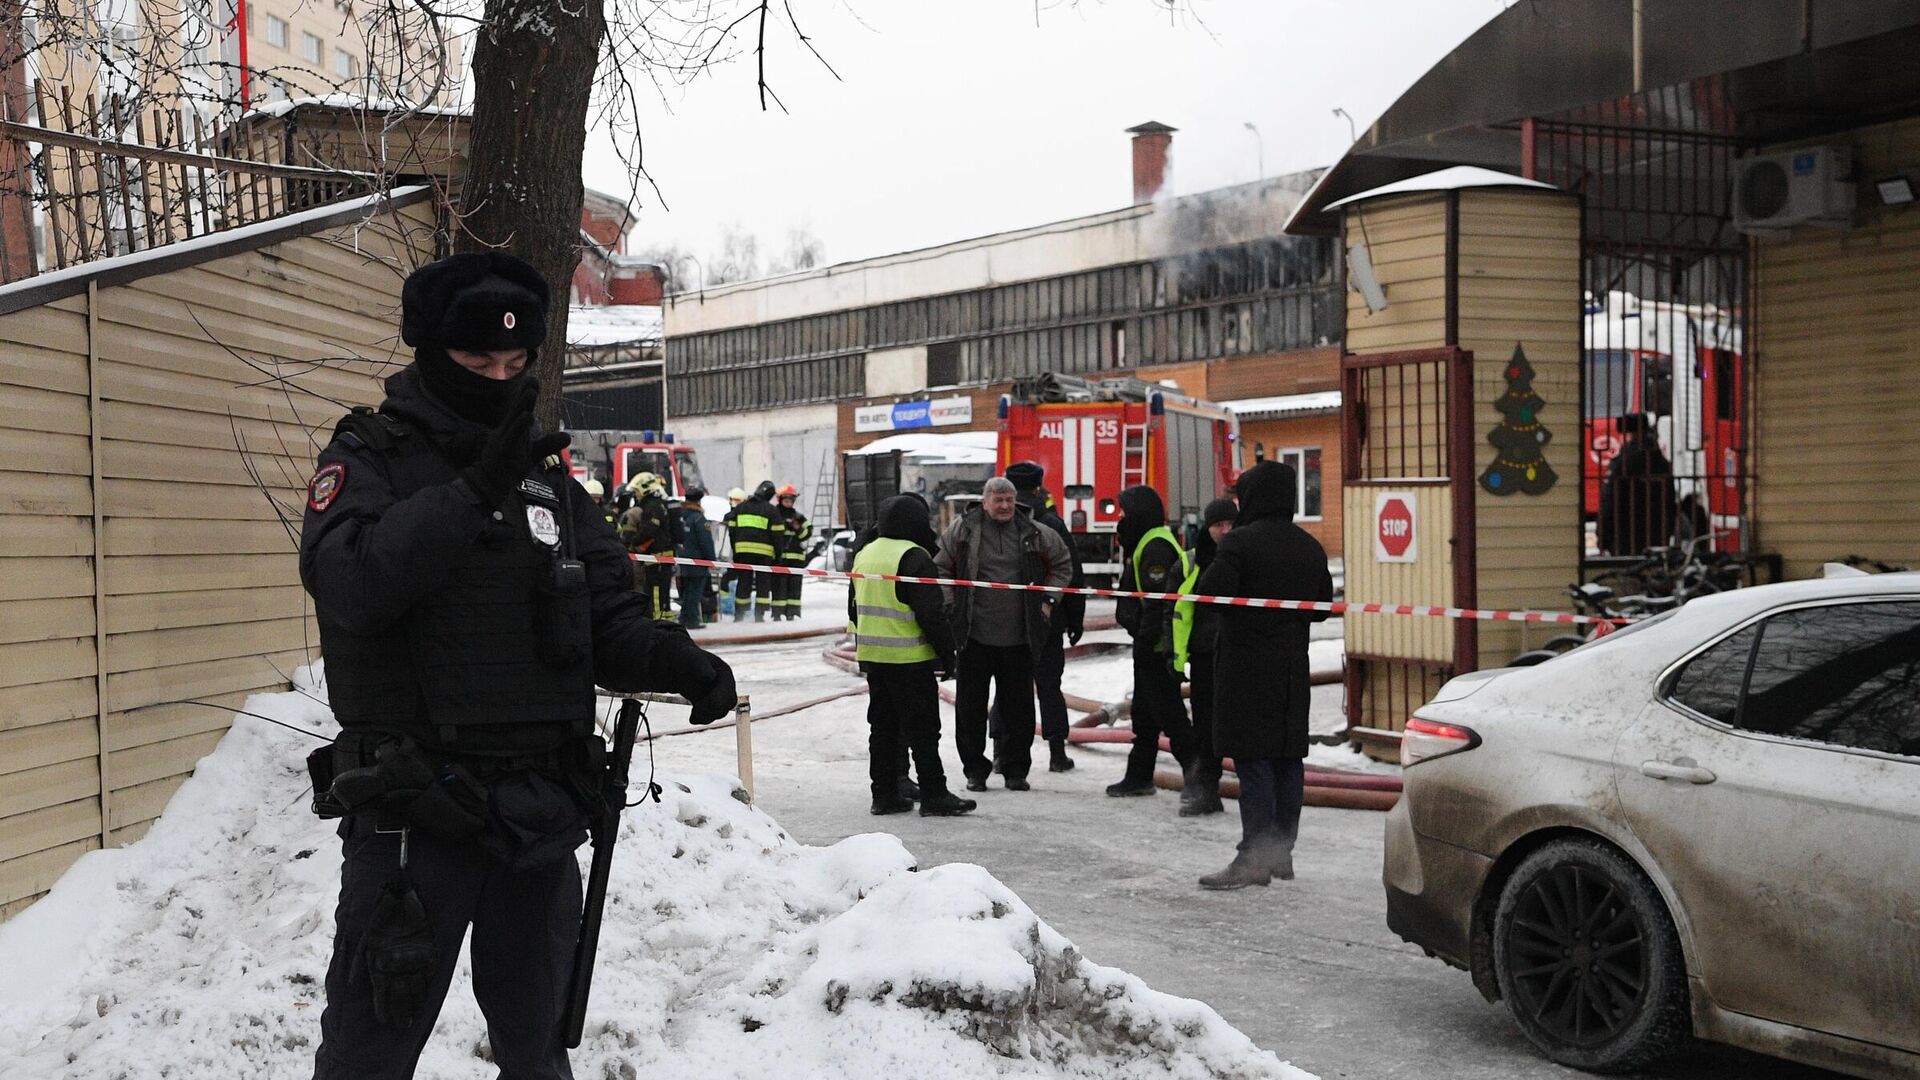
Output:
[935, 476, 1074, 791]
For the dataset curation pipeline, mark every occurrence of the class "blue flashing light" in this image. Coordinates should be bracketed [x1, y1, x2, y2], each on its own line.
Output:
[998, 395, 1011, 419]
[1148, 393, 1165, 416]
[663, 433, 674, 444]
[641, 429, 657, 443]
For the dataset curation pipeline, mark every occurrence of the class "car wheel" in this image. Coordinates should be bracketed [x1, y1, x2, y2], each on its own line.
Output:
[1492, 838, 1690, 1073]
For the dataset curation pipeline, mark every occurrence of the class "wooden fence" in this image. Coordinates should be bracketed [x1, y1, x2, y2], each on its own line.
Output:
[0, 189, 436, 919]
[0, 82, 382, 280]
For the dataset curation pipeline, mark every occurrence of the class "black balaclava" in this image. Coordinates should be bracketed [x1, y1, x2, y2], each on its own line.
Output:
[400, 252, 550, 426]
[1115, 484, 1166, 558]
[1195, 496, 1238, 568]
[1234, 461, 1297, 526]
[877, 494, 940, 554]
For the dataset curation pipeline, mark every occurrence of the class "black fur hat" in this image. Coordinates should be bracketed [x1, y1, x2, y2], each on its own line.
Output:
[401, 251, 549, 353]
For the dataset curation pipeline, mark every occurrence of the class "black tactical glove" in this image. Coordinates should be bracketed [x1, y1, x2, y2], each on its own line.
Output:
[460, 382, 571, 507]
[361, 877, 434, 1030]
[648, 624, 736, 724]
[1066, 623, 1084, 647]
[687, 657, 737, 725]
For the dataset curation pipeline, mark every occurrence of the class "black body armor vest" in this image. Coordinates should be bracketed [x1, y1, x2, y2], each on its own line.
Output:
[318, 410, 594, 756]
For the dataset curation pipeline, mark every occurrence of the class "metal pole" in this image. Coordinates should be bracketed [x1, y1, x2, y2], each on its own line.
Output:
[733, 695, 754, 800]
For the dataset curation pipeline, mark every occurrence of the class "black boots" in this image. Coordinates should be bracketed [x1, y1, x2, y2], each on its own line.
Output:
[1178, 765, 1224, 817]
[897, 776, 920, 801]
[918, 790, 977, 816]
[1048, 741, 1075, 772]
[1004, 776, 1030, 791]
[1199, 855, 1272, 890]
[870, 795, 915, 816]
[1105, 777, 1155, 797]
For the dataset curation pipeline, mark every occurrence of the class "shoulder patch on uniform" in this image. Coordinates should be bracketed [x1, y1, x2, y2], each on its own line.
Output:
[308, 463, 346, 512]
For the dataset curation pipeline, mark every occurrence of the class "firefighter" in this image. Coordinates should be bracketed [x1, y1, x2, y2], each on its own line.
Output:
[722, 481, 784, 622]
[1107, 485, 1198, 798]
[852, 495, 977, 818]
[298, 250, 735, 1079]
[581, 478, 615, 529]
[617, 472, 673, 617]
[775, 484, 810, 621]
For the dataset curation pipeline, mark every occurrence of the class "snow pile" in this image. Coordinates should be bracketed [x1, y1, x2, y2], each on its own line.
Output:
[0, 669, 1311, 1080]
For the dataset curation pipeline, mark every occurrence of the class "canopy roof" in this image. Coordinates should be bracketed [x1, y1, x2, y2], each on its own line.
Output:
[1288, 0, 1920, 234]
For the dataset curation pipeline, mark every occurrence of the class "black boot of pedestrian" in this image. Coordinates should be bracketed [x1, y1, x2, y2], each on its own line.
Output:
[918, 790, 977, 817]
[1105, 776, 1156, 797]
[1048, 740, 1075, 773]
[1199, 854, 1272, 890]
[897, 776, 920, 801]
[1178, 765, 1224, 817]
[870, 795, 915, 816]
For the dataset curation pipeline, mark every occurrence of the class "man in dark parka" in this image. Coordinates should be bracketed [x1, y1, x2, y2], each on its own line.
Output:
[1192, 461, 1332, 888]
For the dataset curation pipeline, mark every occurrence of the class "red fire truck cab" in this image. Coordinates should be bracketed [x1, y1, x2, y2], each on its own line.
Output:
[575, 431, 707, 500]
[997, 374, 1240, 580]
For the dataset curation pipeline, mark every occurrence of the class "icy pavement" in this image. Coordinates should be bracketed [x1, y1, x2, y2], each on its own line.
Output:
[0, 660, 1312, 1080]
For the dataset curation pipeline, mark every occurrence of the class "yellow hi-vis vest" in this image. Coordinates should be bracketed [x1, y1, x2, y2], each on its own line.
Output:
[1129, 525, 1196, 662]
[853, 538, 937, 665]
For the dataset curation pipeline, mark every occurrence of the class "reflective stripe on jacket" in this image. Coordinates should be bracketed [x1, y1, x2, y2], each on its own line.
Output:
[853, 537, 936, 664]
[727, 508, 782, 560]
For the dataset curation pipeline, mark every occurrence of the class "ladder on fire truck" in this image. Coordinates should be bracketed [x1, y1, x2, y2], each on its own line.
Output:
[1120, 422, 1149, 490]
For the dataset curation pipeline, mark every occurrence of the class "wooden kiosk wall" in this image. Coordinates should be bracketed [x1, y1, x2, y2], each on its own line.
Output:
[1339, 186, 1580, 746]
[0, 195, 433, 919]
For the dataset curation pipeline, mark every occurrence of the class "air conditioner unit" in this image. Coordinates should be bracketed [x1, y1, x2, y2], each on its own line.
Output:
[1732, 147, 1855, 233]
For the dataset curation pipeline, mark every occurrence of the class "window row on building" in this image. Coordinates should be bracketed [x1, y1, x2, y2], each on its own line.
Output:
[670, 354, 864, 417]
[669, 236, 1340, 376]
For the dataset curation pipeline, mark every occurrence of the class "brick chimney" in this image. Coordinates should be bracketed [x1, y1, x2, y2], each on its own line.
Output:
[1127, 121, 1176, 204]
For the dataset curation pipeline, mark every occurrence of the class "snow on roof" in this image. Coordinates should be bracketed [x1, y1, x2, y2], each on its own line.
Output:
[1323, 166, 1554, 210]
[0, 186, 431, 308]
[245, 94, 470, 119]
[1222, 390, 1342, 420]
[847, 429, 998, 463]
[567, 303, 663, 346]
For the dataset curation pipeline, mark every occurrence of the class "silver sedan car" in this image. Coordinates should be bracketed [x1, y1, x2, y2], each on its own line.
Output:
[1384, 573, 1920, 1078]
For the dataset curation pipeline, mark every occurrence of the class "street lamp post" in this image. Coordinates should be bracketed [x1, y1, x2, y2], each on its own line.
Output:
[1242, 121, 1264, 180]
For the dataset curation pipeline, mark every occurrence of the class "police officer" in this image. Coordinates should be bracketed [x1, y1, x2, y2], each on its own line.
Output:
[774, 484, 810, 621]
[1173, 497, 1237, 816]
[723, 481, 784, 622]
[299, 251, 737, 1080]
[1106, 485, 1198, 798]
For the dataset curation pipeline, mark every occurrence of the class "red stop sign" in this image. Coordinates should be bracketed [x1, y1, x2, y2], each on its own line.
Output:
[1377, 497, 1414, 559]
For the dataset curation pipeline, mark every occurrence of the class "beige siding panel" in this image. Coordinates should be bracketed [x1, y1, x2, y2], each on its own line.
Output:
[0, 342, 91, 396]
[0, 430, 92, 476]
[0, 471, 93, 517]
[109, 776, 188, 832]
[0, 597, 95, 644]
[1342, 485, 1454, 665]
[104, 690, 255, 753]
[94, 357, 306, 425]
[101, 438, 313, 488]
[0, 303, 89, 355]
[109, 728, 226, 792]
[0, 756, 98, 817]
[0, 676, 95, 732]
[0, 513, 94, 557]
[0, 383, 91, 437]
[105, 519, 299, 558]
[0, 637, 96, 689]
[105, 553, 303, 594]
[107, 617, 312, 673]
[0, 558, 94, 600]
[105, 649, 306, 713]
[152, 264, 399, 346]
[0, 717, 98, 777]
[98, 399, 340, 456]
[0, 796, 99, 863]
[99, 479, 298, 522]
[108, 818, 154, 848]
[108, 585, 308, 634]
[0, 835, 99, 909]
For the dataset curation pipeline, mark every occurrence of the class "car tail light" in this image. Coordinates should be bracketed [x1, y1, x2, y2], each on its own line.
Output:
[1402, 716, 1480, 767]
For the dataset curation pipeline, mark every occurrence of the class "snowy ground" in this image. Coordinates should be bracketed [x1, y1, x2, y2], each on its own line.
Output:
[0, 627, 1311, 1079]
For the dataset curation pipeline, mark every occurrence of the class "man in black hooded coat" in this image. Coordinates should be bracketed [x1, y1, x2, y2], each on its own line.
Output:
[299, 251, 738, 1077]
[1107, 485, 1198, 798]
[1192, 461, 1332, 889]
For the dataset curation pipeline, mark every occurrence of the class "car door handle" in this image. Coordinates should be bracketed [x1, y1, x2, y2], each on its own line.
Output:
[1640, 760, 1717, 784]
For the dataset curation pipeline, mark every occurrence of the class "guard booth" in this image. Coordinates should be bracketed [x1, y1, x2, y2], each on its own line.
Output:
[1331, 171, 1583, 756]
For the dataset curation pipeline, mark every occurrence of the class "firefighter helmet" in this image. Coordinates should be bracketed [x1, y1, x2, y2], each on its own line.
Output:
[727, 487, 747, 504]
[627, 471, 665, 498]
[582, 478, 605, 500]
[777, 484, 799, 499]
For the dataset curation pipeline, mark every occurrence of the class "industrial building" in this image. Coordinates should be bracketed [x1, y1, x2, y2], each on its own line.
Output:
[661, 124, 1349, 548]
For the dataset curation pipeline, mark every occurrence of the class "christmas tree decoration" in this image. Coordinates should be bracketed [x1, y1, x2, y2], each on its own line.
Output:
[1479, 344, 1558, 496]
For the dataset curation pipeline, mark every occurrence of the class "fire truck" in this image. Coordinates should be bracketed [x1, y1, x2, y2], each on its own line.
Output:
[997, 374, 1240, 580]
[1584, 292, 1745, 550]
[565, 430, 707, 500]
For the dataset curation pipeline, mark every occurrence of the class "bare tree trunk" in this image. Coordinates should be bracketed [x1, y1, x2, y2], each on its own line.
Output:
[457, 0, 605, 430]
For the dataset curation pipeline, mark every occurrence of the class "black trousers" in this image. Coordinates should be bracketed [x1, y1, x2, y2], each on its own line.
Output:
[1189, 651, 1223, 786]
[736, 557, 774, 608]
[987, 631, 1069, 746]
[677, 571, 708, 628]
[1125, 648, 1196, 784]
[1236, 757, 1305, 864]
[777, 562, 804, 613]
[866, 663, 949, 801]
[956, 640, 1036, 781]
[313, 830, 580, 1080]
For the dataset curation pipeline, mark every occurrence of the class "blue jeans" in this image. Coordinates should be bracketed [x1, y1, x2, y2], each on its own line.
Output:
[678, 572, 708, 628]
[1235, 757, 1304, 864]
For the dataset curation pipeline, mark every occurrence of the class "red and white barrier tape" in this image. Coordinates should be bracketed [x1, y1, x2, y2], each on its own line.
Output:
[630, 553, 1622, 627]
